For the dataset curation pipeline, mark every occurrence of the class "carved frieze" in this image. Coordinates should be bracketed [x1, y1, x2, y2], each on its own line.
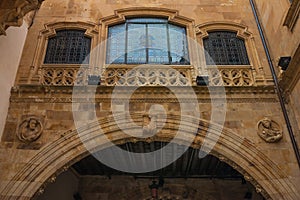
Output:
[103, 66, 192, 86]
[208, 67, 254, 86]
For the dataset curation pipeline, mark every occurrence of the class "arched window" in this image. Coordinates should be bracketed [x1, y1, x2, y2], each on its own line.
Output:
[203, 31, 249, 65]
[106, 18, 189, 65]
[44, 30, 91, 64]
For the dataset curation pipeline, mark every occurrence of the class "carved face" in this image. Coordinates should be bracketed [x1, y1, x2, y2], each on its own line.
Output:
[261, 119, 271, 128]
[29, 119, 37, 129]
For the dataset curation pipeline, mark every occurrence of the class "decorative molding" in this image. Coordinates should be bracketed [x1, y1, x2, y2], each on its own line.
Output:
[0, 0, 44, 35]
[41, 21, 99, 37]
[283, 0, 300, 30]
[11, 84, 278, 94]
[9, 85, 278, 104]
[10, 97, 279, 104]
[196, 21, 251, 38]
[100, 7, 194, 27]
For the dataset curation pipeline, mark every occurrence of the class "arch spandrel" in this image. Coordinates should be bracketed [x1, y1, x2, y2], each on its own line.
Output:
[0, 113, 299, 200]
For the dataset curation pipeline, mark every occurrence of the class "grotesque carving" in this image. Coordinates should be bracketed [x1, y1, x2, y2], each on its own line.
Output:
[257, 117, 282, 143]
[18, 117, 43, 142]
[0, 0, 44, 35]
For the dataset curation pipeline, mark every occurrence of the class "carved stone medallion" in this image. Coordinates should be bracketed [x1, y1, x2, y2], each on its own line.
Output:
[17, 117, 43, 142]
[257, 117, 283, 143]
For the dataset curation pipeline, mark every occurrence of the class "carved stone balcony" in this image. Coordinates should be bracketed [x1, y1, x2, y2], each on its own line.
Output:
[207, 65, 254, 86]
[40, 64, 89, 86]
[102, 65, 193, 86]
[40, 64, 254, 87]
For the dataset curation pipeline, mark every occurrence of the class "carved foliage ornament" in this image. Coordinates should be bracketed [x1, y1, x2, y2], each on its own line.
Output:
[257, 117, 283, 143]
[17, 116, 43, 142]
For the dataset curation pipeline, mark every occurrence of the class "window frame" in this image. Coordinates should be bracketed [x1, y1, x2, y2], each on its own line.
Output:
[24, 21, 98, 84]
[203, 31, 250, 66]
[44, 29, 92, 64]
[106, 17, 190, 65]
[99, 8, 198, 76]
[196, 21, 265, 85]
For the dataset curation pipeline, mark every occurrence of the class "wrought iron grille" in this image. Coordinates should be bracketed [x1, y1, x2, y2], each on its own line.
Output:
[44, 30, 91, 64]
[106, 18, 190, 65]
[203, 31, 250, 65]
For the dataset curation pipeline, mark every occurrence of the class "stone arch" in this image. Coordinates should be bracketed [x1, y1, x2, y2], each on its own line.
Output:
[196, 21, 265, 84]
[1, 113, 299, 200]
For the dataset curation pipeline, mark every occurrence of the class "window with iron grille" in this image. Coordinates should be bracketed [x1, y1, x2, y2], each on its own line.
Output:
[44, 30, 91, 64]
[203, 31, 250, 65]
[106, 18, 190, 65]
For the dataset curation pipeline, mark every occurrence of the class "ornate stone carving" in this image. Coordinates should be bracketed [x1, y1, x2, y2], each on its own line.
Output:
[39, 63, 257, 87]
[208, 67, 254, 86]
[40, 65, 89, 86]
[257, 117, 283, 143]
[104, 65, 192, 86]
[17, 116, 43, 142]
[0, 0, 44, 35]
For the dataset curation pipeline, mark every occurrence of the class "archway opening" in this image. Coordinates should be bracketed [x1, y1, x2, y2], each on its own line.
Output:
[36, 141, 264, 200]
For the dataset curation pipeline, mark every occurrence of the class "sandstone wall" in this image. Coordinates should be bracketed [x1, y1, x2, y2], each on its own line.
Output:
[1, 0, 300, 199]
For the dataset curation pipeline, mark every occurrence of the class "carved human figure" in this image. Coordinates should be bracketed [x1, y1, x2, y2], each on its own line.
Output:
[257, 117, 282, 143]
[18, 117, 43, 142]
[143, 115, 157, 136]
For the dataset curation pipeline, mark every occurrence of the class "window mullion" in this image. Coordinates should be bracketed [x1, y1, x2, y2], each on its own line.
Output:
[222, 37, 229, 65]
[166, 23, 171, 64]
[146, 24, 149, 63]
[125, 23, 129, 64]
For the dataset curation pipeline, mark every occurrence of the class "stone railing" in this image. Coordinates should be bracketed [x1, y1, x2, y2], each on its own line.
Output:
[40, 64, 254, 87]
[40, 64, 89, 86]
[207, 66, 254, 86]
[102, 65, 193, 86]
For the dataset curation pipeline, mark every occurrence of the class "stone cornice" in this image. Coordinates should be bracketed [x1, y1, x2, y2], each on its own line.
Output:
[10, 85, 278, 103]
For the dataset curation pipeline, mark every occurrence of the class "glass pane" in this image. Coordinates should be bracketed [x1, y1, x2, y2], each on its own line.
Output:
[127, 23, 147, 64]
[147, 24, 169, 64]
[168, 24, 189, 64]
[106, 18, 190, 65]
[107, 24, 126, 64]
[204, 31, 249, 65]
[44, 30, 91, 64]
[127, 18, 167, 23]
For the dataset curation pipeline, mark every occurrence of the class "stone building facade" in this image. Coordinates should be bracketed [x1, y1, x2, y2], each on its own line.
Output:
[0, 0, 299, 199]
